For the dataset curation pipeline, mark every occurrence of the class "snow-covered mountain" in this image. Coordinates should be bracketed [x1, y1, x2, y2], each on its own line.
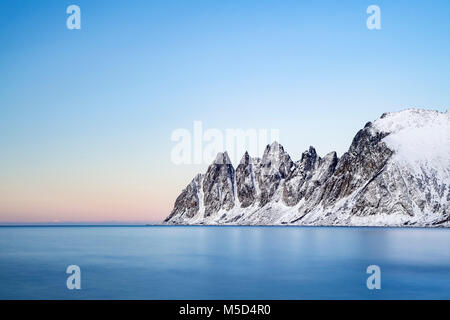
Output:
[164, 109, 450, 227]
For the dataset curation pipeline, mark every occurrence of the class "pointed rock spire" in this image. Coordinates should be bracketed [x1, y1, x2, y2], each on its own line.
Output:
[203, 151, 236, 217]
[236, 151, 259, 208]
[214, 151, 232, 165]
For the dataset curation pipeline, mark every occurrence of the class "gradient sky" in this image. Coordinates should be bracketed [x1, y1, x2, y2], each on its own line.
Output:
[1, 0, 449, 223]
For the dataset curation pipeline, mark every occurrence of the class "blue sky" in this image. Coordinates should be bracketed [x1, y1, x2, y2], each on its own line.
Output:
[0, 0, 449, 222]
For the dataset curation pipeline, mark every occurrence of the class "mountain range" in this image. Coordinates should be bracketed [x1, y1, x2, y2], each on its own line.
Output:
[164, 109, 450, 227]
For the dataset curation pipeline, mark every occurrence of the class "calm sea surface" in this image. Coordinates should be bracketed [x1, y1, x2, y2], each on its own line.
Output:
[0, 226, 449, 299]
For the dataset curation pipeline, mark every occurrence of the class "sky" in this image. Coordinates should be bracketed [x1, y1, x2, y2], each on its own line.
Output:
[0, 0, 449, 223]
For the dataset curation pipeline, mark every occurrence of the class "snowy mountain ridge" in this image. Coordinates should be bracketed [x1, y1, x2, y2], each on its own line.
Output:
[165, 109, 450, 227]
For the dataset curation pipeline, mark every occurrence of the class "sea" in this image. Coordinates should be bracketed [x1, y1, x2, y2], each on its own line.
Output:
[0, 226, 449, 299]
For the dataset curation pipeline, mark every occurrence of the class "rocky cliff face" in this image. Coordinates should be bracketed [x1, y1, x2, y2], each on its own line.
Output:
[202, 152, 236, 217]
[165, 109, 450, 227]
[235, 152, 259, 208]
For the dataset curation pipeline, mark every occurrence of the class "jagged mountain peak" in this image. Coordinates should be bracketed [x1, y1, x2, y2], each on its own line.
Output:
[213, 151, 232, 165]
[322, 151, 338, 162]
[261, 141, 293, 179]
[166, 109, 450, 227]
[300, 146, 319, 171]
[262, 141, 285, 160]
[268, 140, 282, 149]
[302, 146, 317, 156]
[239, 151, 251, 165]
[261, 141, 289, 161]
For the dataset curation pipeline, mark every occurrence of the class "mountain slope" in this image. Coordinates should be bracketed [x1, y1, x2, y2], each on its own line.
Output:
[164, 109, 450, 227]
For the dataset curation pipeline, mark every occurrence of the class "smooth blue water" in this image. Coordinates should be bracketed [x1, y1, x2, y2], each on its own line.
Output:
[0, 226, 449, 300]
